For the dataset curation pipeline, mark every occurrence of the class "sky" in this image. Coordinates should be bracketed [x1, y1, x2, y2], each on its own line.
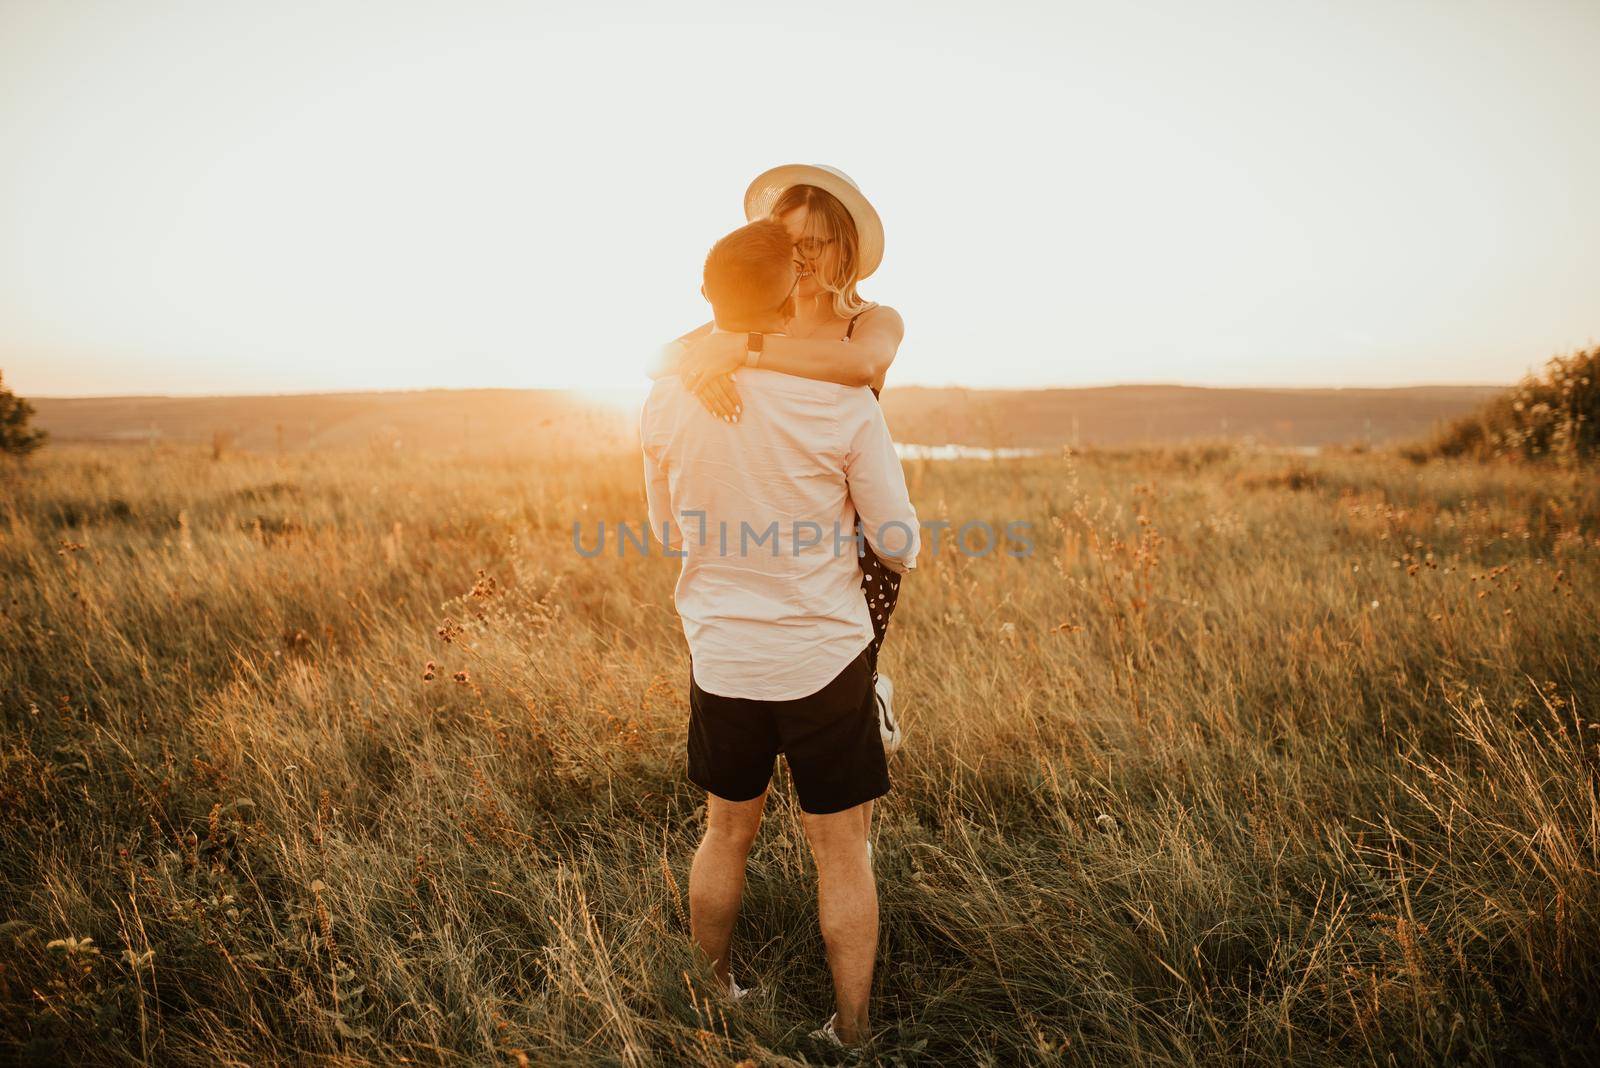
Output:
[3, 0, 1598, 397]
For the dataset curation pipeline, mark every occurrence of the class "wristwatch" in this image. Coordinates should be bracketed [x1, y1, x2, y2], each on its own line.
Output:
[745, 332, 764, 368]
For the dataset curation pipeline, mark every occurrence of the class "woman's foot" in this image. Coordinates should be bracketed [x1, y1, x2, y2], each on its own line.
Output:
[875, 674, 902, 755]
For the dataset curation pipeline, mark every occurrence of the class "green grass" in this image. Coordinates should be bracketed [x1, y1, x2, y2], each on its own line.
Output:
[2, 442, 1597, 1065]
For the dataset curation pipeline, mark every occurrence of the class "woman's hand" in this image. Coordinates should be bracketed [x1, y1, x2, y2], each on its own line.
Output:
[690, 372, 742, 422]
[681, 331, 747, 396]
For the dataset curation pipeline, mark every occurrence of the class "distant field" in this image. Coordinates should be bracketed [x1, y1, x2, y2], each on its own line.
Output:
[28, 389, 640, 455]
[882, 384, 1504, 449]
[29, 383, 1504, 453]
[2, 439, 1595, 1064]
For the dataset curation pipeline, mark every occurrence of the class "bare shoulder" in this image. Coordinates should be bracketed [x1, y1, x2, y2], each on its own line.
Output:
[852, 305, 905, 363]
[852, 305, 905, 391]
[855, 304, 904, 334]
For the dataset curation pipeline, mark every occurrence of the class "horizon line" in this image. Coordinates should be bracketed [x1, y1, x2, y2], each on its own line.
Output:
[24, 380, 1513, 402]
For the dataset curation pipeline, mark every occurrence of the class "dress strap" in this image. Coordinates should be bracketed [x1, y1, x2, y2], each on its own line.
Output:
[844, 313, 861, 340]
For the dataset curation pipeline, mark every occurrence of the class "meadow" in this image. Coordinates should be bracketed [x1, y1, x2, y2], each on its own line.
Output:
[2, 439, 1597, 1066]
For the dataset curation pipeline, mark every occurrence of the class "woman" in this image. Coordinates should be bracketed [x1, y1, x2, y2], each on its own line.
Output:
[654, 163, 909, 838]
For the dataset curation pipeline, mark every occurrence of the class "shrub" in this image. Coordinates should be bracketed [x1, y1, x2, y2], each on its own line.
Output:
[0, 371, 48, 458]
[1418, 346, 1598, 463]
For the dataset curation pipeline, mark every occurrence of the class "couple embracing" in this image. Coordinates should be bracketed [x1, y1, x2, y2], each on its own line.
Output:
[640, 164, 916, 1053]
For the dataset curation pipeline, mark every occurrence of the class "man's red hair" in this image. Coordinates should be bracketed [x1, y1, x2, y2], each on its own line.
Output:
[702, 219, 794, 323]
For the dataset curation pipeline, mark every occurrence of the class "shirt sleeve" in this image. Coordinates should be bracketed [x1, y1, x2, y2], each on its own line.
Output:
[843, 397, 919, 574]
[641, 405, 681, 552]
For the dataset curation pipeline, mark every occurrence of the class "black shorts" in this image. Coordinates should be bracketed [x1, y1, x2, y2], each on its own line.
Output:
[687, 647, 890, 815]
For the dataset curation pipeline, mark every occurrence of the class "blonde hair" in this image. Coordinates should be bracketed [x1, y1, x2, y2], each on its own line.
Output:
[770, 184, 879, 322]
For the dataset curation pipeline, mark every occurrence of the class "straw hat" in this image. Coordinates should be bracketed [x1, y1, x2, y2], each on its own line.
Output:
[743, 164, 885, 280]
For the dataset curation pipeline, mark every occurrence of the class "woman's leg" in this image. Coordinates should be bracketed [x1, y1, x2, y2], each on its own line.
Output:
[858, 544, 903, 842]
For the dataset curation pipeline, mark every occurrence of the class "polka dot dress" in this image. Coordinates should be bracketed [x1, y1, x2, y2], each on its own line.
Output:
[859, 540, 902, 684]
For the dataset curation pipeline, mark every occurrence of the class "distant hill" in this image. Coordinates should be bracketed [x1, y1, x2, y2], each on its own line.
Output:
[29, 389, 640, 455]
[879, 384, 1502, 449]
[30, 384, 1503, 453]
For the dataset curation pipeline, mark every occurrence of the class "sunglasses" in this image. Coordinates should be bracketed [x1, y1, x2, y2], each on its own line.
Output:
[794, 235, 837, 259]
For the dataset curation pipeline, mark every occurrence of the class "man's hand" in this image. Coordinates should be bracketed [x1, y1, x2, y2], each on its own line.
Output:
[691, 372, 742, 422]
[681, 331, 747, 396]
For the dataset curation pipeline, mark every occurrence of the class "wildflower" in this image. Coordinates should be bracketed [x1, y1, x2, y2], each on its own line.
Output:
[453, 670, 470, 685]
[422, 661, 436, 682]
[470, 570, 498, 599]
[121, 948, 156, 969]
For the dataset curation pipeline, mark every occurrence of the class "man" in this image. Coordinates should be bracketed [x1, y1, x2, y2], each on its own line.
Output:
[640, 218, 919, 1051]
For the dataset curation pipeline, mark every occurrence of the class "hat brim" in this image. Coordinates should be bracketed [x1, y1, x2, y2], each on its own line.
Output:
[744, 164, 884, 280]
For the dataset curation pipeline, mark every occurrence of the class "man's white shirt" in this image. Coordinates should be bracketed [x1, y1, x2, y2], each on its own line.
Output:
[641, 361, 919, 700]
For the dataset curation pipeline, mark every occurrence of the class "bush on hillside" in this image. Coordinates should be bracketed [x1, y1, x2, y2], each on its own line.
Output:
[0, 371, 48, 458]
[1414, 346, 1598, 463]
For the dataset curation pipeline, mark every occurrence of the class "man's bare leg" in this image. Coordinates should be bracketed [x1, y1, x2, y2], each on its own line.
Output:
[689, 789, 767, 992]
[860, 797, 874, 844]
[801, 801, 878, 1046]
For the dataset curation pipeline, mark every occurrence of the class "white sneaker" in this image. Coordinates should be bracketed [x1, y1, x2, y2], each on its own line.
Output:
[807, 1011, 863, 1059]
[809, 1010, 844, 1047]
[728, 974, 751, 1002]
[875, 674, 902, 755]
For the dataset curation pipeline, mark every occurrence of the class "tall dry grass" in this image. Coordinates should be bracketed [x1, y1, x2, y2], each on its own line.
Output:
[1, 440, 1597, 1065]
